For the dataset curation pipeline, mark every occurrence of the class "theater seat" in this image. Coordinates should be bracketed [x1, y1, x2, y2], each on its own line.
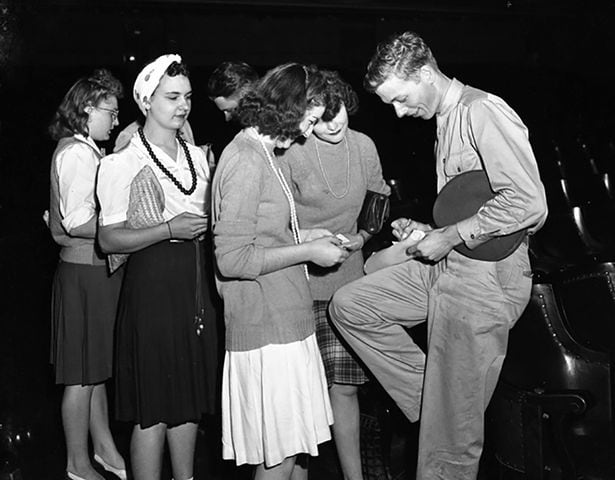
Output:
[486, 270, 615, 480]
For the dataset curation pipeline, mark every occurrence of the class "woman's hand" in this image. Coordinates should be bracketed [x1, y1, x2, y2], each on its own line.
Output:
[42, 209, 50, 228]
[337, 232, 365, 252]
[307, 236, 350, 267]
[391, 217, 433, 241]
[300, 228, 333, 242]
[167, 212, 208, 240]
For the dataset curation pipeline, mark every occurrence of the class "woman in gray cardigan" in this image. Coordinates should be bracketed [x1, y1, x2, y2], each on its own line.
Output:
[212, 63, 349, 480]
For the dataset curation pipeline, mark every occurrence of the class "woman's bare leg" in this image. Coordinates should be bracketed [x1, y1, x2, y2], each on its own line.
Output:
[167, 421, 199, 480]
[330, 383, 363, 480]
[254, 455, 297, 480]
[131, 422, 166, 480]
[62, 384, 104, 479]
[90, 383, 125, 470]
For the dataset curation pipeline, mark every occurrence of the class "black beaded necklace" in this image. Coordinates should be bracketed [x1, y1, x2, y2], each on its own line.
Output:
[138, 127, 197, 196]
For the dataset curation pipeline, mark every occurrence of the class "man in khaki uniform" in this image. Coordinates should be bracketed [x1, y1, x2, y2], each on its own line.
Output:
[329, 31, 547, 480]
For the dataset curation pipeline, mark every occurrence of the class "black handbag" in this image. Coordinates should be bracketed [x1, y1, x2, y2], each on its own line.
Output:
[357, 190, 390, 235]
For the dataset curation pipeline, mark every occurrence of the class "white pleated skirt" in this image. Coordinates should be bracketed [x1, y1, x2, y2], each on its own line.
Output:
[222, 333, 334, 467]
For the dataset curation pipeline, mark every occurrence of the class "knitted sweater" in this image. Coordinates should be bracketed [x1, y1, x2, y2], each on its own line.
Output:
[212, 130, 314, 352]
[282, 129, 390, 300]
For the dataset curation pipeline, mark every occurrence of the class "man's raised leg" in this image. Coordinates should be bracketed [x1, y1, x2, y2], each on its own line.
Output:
[329, 260, 438, 421]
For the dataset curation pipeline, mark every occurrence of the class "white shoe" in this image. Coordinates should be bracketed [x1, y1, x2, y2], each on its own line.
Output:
[93, 454, 127, 480]
[66, 472, 86, 480]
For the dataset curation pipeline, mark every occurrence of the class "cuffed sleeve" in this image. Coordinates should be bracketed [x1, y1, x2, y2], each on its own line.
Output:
[363, 134, 391, 196]
[456, 216, 482, 249]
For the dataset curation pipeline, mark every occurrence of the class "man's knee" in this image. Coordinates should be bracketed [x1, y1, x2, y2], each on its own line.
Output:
[329, 282, 358, 322]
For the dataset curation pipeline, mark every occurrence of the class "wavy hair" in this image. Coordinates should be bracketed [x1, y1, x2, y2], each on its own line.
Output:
[364, 31, 438, 93]
[320, 70, 359, 122]
[49, 69, 123, 141]
[237, 63, 326, 141]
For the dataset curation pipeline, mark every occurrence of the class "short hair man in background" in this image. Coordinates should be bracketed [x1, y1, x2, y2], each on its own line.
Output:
[207, 61, 258, 122]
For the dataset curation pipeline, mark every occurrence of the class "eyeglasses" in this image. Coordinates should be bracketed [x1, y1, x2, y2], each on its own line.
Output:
[95, 106, 119, 121]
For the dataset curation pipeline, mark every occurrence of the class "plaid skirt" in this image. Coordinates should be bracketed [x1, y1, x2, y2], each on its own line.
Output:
[314, 300, 369, 387]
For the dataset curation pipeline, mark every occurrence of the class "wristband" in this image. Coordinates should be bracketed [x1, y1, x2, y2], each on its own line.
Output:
[166, 221, 173, 239]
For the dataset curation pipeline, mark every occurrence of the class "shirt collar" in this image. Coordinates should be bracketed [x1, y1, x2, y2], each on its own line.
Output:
[74, 133, 102, 156]
[130, 130, 184, 165]
[130, 130, 147, 153]
[437, 78, 464, 117]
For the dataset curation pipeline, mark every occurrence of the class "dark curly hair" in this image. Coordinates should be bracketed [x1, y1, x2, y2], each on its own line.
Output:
[207, 61, 258, 99]
[364, 31, 437, 93]
[49, 69, 124, 141]
[320, 70, 359, 122]
[165, 60, 190, 79]
[237, 63, 326, 141]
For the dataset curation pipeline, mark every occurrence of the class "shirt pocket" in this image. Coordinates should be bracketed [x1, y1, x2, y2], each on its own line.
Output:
[442, 145, 482, 178]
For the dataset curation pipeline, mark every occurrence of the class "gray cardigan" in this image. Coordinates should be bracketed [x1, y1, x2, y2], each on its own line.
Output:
[212, 130, 314, 352]
[283, 129, 390, 300]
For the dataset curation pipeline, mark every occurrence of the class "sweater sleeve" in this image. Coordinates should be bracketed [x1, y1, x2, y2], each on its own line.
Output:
[213, 148, 266, 280]
[361, 133, 391, 196]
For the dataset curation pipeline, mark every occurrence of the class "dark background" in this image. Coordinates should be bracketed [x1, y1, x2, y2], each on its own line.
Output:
[3, 0, 615, 222]
[1, 1, 615, 478]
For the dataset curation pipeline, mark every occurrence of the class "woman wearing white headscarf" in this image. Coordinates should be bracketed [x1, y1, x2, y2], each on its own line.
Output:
[97, 54, 216, 480]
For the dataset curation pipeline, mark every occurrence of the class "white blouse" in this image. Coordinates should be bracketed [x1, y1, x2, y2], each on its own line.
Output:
[97, 132, 210, 226]
[56, 134, 102, 233]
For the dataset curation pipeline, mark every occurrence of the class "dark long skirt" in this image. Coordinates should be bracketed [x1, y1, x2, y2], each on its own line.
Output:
[115, 239, 218, 428]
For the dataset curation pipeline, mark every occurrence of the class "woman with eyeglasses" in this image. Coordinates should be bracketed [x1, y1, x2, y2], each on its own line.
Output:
[49, 69, 127, 480]
[97, 55, 216, 480]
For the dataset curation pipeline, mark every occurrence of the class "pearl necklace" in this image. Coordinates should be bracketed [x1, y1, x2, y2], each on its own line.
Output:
[138, 127, 197, 196]
[314, 135, 351, 199]
[255, 133, 309, 280]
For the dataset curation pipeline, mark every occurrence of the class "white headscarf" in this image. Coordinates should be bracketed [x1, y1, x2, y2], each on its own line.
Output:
[133, 53, 182, 115]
